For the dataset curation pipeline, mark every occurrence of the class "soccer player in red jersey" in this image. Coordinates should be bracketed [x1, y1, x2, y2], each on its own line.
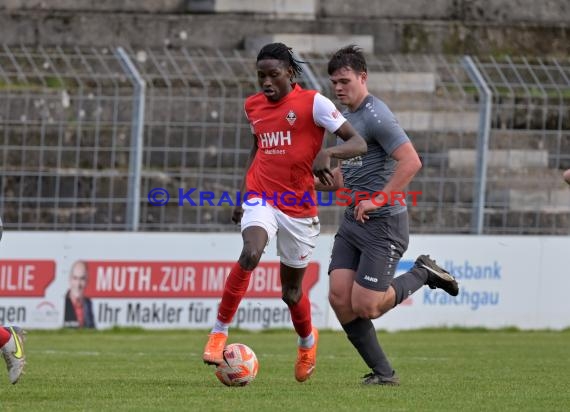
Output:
[203, 42, 367, 382]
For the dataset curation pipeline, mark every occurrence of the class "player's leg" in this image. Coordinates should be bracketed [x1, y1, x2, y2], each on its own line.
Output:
[386, 212, 458, 300]
[329, 256, 399, 383]
[203, 200, 278, 365]
[0, 326, 25, 384]
[328, 221, 395, 384]
[334, 214, 408, 384]
[354, 211, 426, 315]
[0, 219, 26, 385]
[414, 255, 459, 296]
[280, 264, 319, 382]
[276, 213, 319, 382]
[330, 266, 396, 383]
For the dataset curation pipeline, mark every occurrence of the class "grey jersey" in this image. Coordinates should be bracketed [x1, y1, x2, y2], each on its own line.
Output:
[339, 94, 410, 218]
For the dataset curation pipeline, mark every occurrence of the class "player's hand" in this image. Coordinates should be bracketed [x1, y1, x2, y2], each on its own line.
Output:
[231, 205, 243, 224]
[313, 149, 334, 186]
[354, 199, 377, 223]
[563, 169, 570, 186]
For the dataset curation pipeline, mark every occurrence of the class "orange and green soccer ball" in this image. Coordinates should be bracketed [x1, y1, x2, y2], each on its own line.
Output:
[215, 343, 259, 387]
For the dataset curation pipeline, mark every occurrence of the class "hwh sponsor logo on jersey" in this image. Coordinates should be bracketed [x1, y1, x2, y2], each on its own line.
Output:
[259, 131, 292, 148]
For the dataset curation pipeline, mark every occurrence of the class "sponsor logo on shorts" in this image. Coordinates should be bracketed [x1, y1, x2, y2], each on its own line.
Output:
[363, 275, 378, 283]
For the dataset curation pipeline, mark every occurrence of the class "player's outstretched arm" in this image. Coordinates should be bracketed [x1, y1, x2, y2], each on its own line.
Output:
[313, 121, 366, 186]
[329, 121, 367, 160]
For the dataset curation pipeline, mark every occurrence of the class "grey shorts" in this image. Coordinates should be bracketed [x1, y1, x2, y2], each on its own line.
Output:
[328, 211, 409, 291]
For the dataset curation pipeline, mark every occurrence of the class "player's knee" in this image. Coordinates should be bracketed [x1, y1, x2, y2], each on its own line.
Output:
[281, 286, 301, 306]
[238, 247, 262, 270]
[328, 289, 350, 312]
[352, 302, 382, 320]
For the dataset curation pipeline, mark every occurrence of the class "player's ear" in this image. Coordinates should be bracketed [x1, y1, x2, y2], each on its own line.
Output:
[360, 71, 367, 83]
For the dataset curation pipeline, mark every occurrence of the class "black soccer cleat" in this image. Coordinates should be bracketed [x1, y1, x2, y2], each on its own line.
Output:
[416, 254, 459, 297]
[361, 371, 400, 386]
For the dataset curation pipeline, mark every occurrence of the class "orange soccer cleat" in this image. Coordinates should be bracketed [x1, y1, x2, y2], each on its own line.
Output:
[294, 327, 319, 382]
[202, 332, 228, 365]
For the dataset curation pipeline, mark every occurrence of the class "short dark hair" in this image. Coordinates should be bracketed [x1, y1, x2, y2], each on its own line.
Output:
[327, 45, 367, 75]
[257, 42, 304, 78]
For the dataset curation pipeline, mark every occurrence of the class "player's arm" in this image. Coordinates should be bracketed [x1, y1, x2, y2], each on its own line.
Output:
[354, 142, 422, 222]
[314, 166, 343, 191]
[381, 142, 422, 194]
[232, 136, 258, 224]
[312, 93, 367, 186]
[314, 121, 366, 186]
[329, 121, 367, 159]
[353, 103, 421, 222]
[563, 168, 570, 185]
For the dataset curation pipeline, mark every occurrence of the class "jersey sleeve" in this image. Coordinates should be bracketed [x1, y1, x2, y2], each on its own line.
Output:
[312, 93, 347, 134]
[243, 100, 255, 134]
[370, 100, 410, 155]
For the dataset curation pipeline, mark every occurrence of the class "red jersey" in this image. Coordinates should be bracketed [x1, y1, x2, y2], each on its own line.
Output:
[244, 84, 346, 217]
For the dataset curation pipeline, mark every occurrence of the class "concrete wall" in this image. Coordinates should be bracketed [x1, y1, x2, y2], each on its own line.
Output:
[320, 0, 570, 23]
[0, 0, 188, 13]
[1, 0, 569, 23]
[0, 11, 568, 55]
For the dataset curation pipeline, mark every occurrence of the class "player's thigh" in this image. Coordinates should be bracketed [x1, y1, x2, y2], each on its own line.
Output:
[351, 280, 395, 316]
[328, 230, 359, 304]
[240, 198, 278, 245]
[274, 212, 319, 268]
[328, 227, 360, 275]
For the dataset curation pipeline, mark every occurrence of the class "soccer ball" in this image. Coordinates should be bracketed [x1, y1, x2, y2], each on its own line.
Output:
[215, 343, 259, 387]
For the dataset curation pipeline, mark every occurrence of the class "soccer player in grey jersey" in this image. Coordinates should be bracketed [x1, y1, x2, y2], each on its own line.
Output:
[317, 45, 460, 385]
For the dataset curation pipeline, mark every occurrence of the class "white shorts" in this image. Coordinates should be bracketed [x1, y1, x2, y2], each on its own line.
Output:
[241, 198, 320, 268]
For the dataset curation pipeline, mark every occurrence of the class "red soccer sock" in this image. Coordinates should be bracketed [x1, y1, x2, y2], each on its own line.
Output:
[0, 327, 11, 346]
[288, 292, 312, 338]
[216, 262, 252, 324]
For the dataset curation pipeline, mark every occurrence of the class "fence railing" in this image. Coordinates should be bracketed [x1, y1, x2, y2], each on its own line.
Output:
[0, 46, 568, 234]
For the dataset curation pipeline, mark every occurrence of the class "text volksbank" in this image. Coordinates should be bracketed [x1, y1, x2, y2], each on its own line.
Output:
[147, 188, 422, 207]
[398, 260, 502, 311]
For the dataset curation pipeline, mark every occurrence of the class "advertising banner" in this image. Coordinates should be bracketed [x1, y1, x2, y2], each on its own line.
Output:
[0, 232, 567, 331]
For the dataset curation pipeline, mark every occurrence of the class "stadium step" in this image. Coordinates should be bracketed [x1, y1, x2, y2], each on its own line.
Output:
[187, 0, 317, 18]
[488, 189, 570, 212]
[448, 149, 549, 170]
[396, 110, 479, 133]
[245, 33, 374, 54]
[367, 72, 437, 93]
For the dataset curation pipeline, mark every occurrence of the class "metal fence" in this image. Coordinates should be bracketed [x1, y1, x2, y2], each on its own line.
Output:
[0, 46, 569, 234]
[471, 56, 570, 234]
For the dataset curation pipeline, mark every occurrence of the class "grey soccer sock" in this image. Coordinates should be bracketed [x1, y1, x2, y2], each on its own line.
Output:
[391, 267, 428, 306]
[342, 317, 394, 377]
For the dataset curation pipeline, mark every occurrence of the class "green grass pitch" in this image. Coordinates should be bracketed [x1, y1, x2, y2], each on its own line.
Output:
[1, 328, 569, 411]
